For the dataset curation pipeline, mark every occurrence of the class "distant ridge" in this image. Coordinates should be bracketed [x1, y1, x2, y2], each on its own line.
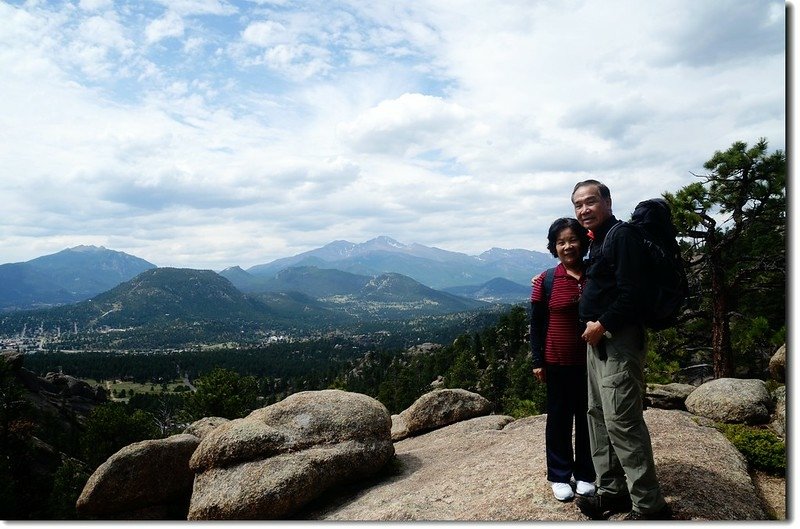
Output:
[0, 246, 156, 311]
[75, 267, 270, 327]
[442, 277, 531, 304]
[0, 266, 490, 347]
[0, 238, 551, 313]
[245, 236, 552, 289]
[222, 265, 487, 316]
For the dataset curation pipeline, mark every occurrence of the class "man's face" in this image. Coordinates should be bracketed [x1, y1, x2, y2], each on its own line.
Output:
[572, 184, 612, 232]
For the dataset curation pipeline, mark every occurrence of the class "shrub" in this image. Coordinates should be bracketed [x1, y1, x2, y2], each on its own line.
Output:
[183, 367, 260, 421]
[80, 403, 160, 468]
[502, 397, 544, 419]
[644, 347, 681, 384]
[0, 457, 15, 518]
[765, 380, 783, 394]
[716, 423, 786, 475]
[45, 459, 91, 520]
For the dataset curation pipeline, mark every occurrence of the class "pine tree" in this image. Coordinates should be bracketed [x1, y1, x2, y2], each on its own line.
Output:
[666, 138, 785, 378]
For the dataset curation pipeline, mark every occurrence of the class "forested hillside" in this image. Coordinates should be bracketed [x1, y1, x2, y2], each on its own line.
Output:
[334, 306, 543, 415]
[0, 246, 156, 311]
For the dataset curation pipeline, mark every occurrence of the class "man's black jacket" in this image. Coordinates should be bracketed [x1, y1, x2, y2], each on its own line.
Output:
[579, 215, 647, 333]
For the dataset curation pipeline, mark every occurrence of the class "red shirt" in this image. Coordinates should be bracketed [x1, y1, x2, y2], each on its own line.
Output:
[531, 263, 586, 366]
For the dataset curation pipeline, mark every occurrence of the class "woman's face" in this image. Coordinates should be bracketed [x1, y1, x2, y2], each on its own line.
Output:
[555, 227, 582, 267]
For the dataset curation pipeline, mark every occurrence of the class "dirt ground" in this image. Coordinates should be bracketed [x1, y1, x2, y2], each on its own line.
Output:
[752, 470, 786, 520]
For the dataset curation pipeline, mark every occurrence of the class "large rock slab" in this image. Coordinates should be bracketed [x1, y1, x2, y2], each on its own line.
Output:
[685, 378, 772, 424]
[393, 388, 492, 440]
[187, 389, 394, 520]
[768, 344, 785, 383]
[306, 409, 767, 521]
[646, 382, 696, 410]
[769, 385, 786, 438]
[76, 434, 200, 519]
[183, 416, 229, 440]
[44, 372, 98, 400]
[390, 414, 409, 441]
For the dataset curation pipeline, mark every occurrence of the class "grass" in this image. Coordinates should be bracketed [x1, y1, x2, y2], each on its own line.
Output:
[83, 378, 190, 398]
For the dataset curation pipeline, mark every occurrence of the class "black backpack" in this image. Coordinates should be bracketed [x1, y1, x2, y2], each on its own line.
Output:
[603, 198, 688, 330]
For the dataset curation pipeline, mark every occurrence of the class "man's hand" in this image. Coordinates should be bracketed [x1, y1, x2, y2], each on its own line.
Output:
[581, 320, 606, 346]
[531, 272, 542, 287]
[532, 367, 546, 382]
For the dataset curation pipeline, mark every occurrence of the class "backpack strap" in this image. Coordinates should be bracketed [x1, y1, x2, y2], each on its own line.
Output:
[529, 266, 557, 368]
[541, 266, 557, 304]
[540, 266, 558, 345]
[599, 220, 625, 257]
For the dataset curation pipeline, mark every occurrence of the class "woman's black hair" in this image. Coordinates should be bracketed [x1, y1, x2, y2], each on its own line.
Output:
[546, 217, 590, 258]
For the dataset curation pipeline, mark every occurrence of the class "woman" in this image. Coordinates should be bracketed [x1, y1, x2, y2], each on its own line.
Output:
[530, 217, 596, 502]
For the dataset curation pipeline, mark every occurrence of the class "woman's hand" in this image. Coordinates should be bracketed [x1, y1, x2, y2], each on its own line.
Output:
[532, 367, 546, 382]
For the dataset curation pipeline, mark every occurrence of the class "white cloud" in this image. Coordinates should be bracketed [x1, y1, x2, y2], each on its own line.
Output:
[79, 0, 114, 12]
[145, 12, 185, 44]
[183, 36, 205, 53]
[650, 0, 784, 67]
[339, 93, 471, 156]
[152, 0, 237, 17]
[561, 97, 653, 146]
[261, 43, 331, 79]
[242, 20, 287, 47]
[57, 12, 136, 78]
[77, 14, 131, 50]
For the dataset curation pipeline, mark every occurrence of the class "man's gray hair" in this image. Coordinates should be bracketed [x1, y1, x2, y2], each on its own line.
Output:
[572, 179, 611, 200]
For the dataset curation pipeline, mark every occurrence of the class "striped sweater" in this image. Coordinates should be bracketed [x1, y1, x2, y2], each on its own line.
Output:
[530, 263, 587, 366]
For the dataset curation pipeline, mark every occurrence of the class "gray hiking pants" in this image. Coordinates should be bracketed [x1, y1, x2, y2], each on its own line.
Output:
[586, 323, 667, 514]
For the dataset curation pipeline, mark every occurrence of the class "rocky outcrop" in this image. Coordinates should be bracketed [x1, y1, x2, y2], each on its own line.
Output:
[73, 384, 785, 521]
[390, 414, 409, 441]
[1, 349, 24, 369]
[77, 434, 200, 519]
[685, 378, 772, 424]
[2, 352, 107, 417]
[769, 385, 785, 439]
[768, 344, 785, 383]
[393, 388, 492, 441]
[645, 382, 695, 410]
[305, 408, 766, 521]
[407, 342, 442, 355]
[44, 372, 105, 401]
[187, 389, 394, 520]
[183, 417, 230, 440]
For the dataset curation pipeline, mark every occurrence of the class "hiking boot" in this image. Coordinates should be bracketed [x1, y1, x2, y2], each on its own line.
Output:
[623, 503, 673, 521]
[575, 493, 632, 520]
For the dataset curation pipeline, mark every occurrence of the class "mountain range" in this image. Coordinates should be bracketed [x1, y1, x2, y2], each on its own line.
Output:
[1, 238, 549, 312]
[441, 277, 532, 304]
[242, 236, 551, 289]
[53, 267, 271, 328]
[0, 266, 494, 348]
[0, 246, 156, 311]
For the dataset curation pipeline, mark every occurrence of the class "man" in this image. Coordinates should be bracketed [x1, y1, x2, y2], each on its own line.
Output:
[571, 179, 672, 521]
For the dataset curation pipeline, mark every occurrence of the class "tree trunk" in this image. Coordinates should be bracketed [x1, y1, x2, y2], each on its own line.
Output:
[710, 255, 734, 378]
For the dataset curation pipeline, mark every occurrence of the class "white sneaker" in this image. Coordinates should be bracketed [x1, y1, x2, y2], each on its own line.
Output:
[576, 480, 596, 496]
[552, 482, 574, 501]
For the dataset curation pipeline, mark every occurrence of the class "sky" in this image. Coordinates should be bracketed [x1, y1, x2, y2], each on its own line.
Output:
[0, 0, 788, 271]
